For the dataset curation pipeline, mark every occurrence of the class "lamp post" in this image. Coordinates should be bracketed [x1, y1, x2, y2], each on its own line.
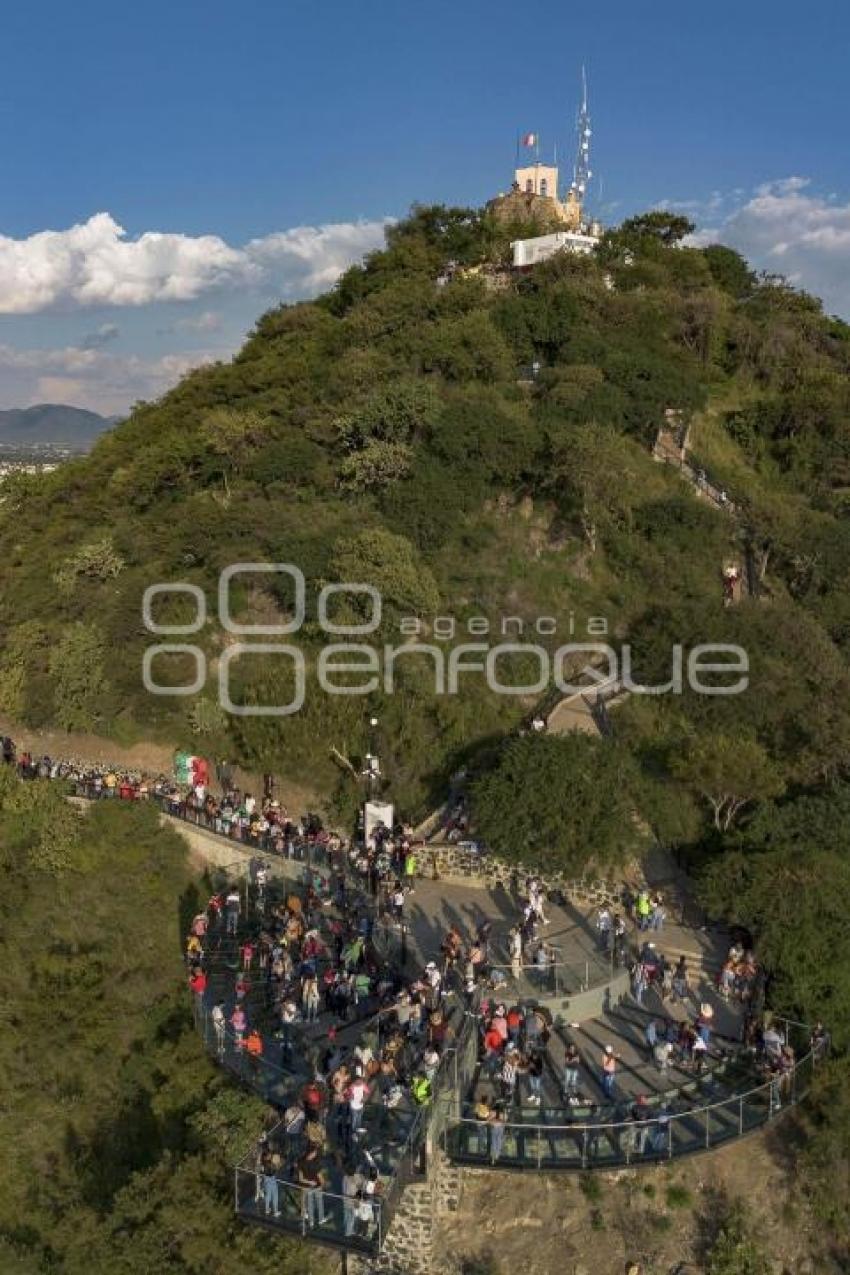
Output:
[365, 715, 380, 798]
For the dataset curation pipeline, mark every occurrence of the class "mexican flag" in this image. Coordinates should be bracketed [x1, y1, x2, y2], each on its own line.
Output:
[174, 752, 210, 787]
[522, 133, 537, 147]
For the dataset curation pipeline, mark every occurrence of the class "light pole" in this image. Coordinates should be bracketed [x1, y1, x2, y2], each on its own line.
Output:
[365, 715, 380, 798]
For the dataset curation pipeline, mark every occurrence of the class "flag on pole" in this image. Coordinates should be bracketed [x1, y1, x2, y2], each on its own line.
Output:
[522, 133, 537, 147]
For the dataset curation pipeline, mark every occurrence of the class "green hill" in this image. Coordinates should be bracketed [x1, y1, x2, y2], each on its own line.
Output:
[0, 403, 117, 447]
[1, 204, 850, 830]
[2, 204, 850, 1267]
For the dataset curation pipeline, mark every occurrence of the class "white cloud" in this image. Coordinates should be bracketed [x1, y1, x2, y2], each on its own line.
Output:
[0, 212, 389, 315]
[0, 342, 219, 415]
[687, 177, 850, 317]
[177, 309, 222, 333]
[244, 222, 389, 295]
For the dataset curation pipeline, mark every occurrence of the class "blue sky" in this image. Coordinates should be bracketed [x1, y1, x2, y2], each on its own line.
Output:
[0, 0, 849, 412]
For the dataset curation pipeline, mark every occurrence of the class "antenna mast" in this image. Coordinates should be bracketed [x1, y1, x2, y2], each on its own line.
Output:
[571, 65, 592, 204]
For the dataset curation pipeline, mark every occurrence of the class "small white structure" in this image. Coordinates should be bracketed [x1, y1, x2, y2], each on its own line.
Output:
[364, 800, 394, 843]
[511, 229, 600, 269]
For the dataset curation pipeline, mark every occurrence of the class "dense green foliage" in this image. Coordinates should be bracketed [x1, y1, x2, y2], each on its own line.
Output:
[1, 202, 849, 823]
[470, 734, 644, 874]
[1, 197, 850, 1263]
[0, 779, 322, 1274]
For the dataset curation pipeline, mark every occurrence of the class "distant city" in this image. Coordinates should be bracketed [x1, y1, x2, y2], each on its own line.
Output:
[0, 403, 116, 480]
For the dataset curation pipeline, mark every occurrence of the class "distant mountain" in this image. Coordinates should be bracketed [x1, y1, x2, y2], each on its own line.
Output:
[0, 404, 120, 447]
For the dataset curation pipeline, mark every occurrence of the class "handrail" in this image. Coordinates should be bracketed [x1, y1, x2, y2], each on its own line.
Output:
[443, 1024, 825, 1170]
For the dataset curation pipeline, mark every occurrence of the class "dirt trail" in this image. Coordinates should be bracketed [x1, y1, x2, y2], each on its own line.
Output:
[0, 713, 325, 818]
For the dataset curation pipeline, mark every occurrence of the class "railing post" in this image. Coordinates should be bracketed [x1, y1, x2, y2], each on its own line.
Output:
[738, 1096, 743, 1136]
[581, 1127, 588, 1169]
[667, 1119, 672, 1159]
[704, 1108, 710, 1149]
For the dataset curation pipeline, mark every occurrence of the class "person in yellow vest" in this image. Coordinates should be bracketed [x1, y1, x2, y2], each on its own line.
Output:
[411, 1073, 431, 1106]
[636, 890, 651, 931]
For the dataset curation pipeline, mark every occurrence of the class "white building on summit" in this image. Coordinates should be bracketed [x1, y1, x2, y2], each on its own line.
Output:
[487, 69, 603, 270]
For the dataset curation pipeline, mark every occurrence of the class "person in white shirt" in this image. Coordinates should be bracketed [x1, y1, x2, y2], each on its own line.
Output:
[346, 1073, 370, 1135]
[225, 888, 241, 935]
[211, 1002, 226, 1058]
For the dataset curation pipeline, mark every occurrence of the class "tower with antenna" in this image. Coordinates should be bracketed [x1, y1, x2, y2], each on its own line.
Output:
[487, 66, 603, 256]
[571, 65, 593, 207]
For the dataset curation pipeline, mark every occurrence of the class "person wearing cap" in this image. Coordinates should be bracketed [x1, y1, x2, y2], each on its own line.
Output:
[601, 1044, 619, 1099]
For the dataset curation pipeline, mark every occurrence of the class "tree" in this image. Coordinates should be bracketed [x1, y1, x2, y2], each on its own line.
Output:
[54, 534, 126, 591]
[48, 621, 109, 731]
[699, 846, 850, 1044]
[671, 733, 784, 831]
[702, 244, 757, 298]
[618, 211, 696, 245]
[199, 407, 271, 497]
[338, 439, 414, 491]
[330, 527, 440, 617]
[470, 734, 644, 875]
[798, 1058, 850, 1253]
[548, 421, 645, 552]
[704, 1199, 770, 1275]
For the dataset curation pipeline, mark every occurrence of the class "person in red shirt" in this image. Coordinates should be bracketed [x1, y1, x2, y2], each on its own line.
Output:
[483, 1024, 504, 1075]
[506, 1006, 524, 1043]
[189, 968, 207, 997]
[189, 967, 207, 1023]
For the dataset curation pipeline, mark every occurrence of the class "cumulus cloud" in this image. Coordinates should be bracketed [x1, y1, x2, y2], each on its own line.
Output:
[176, 309, 222, 333]
[0, 342, 219, 415]
[0, 213, 389, 315]
[687, 177, 850, 317]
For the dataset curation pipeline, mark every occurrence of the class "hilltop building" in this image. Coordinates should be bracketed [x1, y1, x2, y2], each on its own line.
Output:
[488, 71, 603, 269]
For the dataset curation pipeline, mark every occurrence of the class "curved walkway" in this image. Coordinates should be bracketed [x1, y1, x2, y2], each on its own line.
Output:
[51, 774, 827, 1255]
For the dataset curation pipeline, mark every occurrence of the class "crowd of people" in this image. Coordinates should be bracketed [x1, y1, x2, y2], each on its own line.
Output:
[183, 818, 490, 1240]
[4, 737, 828, 1225]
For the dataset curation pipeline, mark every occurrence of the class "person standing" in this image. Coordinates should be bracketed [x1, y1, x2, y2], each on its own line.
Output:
[489, 1105, 507, 1164]
[601, 1045, 619, 1100]
[509, 925, 523, 980]
[297, 1148, 328, 1228]
[261, 1146, 281, 1217]
[225, 887, 241, 937]
[526, 1049, 544, 1106]
[211, 1001, 227, 1059]
[342, 1162, 364, 1238]
[563, 1042, 580, 1098]
[636, 890, 651, 931]
[302, 974, 320, 1023]
[346, 1070, 370, 1138]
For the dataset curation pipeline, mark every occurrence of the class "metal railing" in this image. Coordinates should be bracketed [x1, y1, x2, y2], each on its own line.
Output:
[442, 1023, 823, 1172]
[489, 945, 617, 999]
[234, 1102, 426, 1255]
